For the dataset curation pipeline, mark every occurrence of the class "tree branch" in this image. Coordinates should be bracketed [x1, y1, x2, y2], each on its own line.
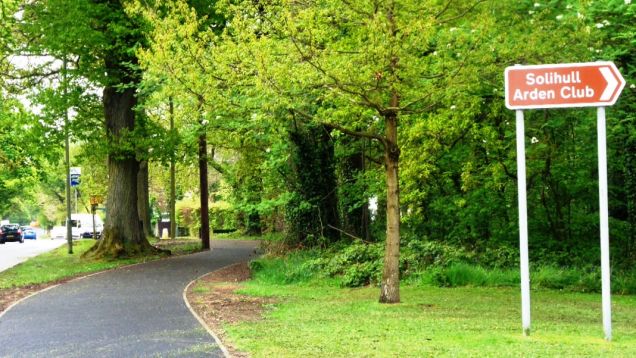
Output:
[323, 121, 386, 147]
[436, 1, 487, 25]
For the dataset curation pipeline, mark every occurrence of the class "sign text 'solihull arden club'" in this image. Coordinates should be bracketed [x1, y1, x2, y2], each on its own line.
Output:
[504, 60, 626, 341]
[505, 62, 625, 109]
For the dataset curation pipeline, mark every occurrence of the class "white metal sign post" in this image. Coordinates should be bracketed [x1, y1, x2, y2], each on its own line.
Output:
[505, 62, 625, 340]
[515, 109, 531, 336]
[597, 107, 612, 340]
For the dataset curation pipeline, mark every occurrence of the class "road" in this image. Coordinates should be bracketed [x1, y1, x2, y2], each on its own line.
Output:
[0, 239, 66, 272]
[0, 240, 260, 357]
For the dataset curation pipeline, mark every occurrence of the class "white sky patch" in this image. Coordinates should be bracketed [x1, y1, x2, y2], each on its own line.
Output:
[13, 9, 24, 21]
[369, 196, 378, 218]
[8, 54, 102, 121]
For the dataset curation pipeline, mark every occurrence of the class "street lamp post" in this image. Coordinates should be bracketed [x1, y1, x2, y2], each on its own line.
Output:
[63, 58, 73, 254]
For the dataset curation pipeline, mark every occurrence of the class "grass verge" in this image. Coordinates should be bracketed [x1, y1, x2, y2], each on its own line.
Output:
[217, 256, 636, 357]
[0, 240, 172, 289]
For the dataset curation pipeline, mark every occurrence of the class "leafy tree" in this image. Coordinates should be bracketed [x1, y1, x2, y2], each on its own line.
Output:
[223, 0, 499, 303]
[586, 0, 636, 265]
[15, 0, 159, 257]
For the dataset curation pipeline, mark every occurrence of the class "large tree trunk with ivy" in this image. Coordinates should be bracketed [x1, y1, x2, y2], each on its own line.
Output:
[244, 177, 263, 236]
[340, 137, 371, 241]
[84, 87, 156, 258]
[287, 122, 340, 245]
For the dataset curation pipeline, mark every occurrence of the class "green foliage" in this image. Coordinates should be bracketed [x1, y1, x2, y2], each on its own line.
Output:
[321, 242, 384, 287]
[284, 123, 340, 245]
[252, 241, 636, 294]
[248, 250, 326, 286]
[209, 200, 236, 231]
[4, 0, 636, 277]
[175, 196, 200, 233]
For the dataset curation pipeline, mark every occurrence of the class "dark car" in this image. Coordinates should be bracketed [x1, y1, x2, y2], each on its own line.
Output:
[0, 224, 24, 244]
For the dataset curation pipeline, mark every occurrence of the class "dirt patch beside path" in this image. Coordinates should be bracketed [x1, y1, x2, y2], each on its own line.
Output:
[186, 262, 275, 358]
[0, 284, 52, 314]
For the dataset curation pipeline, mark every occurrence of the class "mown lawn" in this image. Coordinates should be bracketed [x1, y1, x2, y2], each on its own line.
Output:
[226, 282, 636, 357]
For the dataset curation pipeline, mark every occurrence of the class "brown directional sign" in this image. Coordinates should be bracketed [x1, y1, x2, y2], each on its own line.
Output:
[505, 62, 625, 109]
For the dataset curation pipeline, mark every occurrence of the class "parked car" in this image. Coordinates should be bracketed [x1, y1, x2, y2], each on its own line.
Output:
[0, 224, 24, 244]
[50, 225, 69, 240]
[21, 226, 37, 240]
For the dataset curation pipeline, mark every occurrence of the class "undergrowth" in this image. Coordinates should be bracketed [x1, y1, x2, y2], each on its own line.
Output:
[250, 239, 636, 294]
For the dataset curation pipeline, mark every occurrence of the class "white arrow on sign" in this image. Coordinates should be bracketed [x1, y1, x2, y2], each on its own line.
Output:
[599, 66, 619, 101]
[505, 61, 626, 109]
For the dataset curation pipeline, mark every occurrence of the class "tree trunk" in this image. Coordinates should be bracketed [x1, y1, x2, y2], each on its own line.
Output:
[169, 98, 177, 240]
[84, 87, 156, 258]
[137, 160, 151, 238]
[380, 111, 401, 304]
[379, 4, 401, 303]
[199, 127, 210, 250]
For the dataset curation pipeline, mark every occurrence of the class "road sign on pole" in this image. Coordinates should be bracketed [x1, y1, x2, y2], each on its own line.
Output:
[505, 62, 625, 109]
[505, 62, 625, 341]
[70, 167, 81, 187]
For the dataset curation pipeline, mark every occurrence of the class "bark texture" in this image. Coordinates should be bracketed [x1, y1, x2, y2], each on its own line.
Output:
[199, 131, 210, 250]
[379, 4, 401, 304]
[84, 87, 156, 258]
[379, 110, 401, 304]
[169, 98, 177, 240]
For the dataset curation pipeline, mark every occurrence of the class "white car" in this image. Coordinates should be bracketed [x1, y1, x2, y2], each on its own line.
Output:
[50, 225, 73, 240]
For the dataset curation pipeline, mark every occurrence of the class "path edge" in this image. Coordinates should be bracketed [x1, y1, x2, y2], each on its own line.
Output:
[0, 248, 211, 320]
[0, 283, 61, 321]
[183, 268, 233, 358]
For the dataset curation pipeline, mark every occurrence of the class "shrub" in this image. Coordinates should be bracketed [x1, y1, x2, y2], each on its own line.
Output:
[249, 250, 322, 285]
[402, 239, 473, 269]
[533, 266, 575, 290]
[322, 241, 384, 287]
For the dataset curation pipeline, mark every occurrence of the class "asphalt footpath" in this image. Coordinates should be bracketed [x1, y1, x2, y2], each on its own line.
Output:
[0, 240, 260, 358]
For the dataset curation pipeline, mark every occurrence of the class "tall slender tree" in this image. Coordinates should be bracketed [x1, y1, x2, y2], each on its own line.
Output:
[224, 0, 490, 303]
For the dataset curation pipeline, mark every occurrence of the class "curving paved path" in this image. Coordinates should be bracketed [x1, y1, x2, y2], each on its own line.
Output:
[0, 240, 260, 358]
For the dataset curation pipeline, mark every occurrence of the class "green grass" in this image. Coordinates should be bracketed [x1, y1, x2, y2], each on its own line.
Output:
[0, 239, 196, 289]
[192, 282, 211, 294]
[223, 259, 636, 357]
